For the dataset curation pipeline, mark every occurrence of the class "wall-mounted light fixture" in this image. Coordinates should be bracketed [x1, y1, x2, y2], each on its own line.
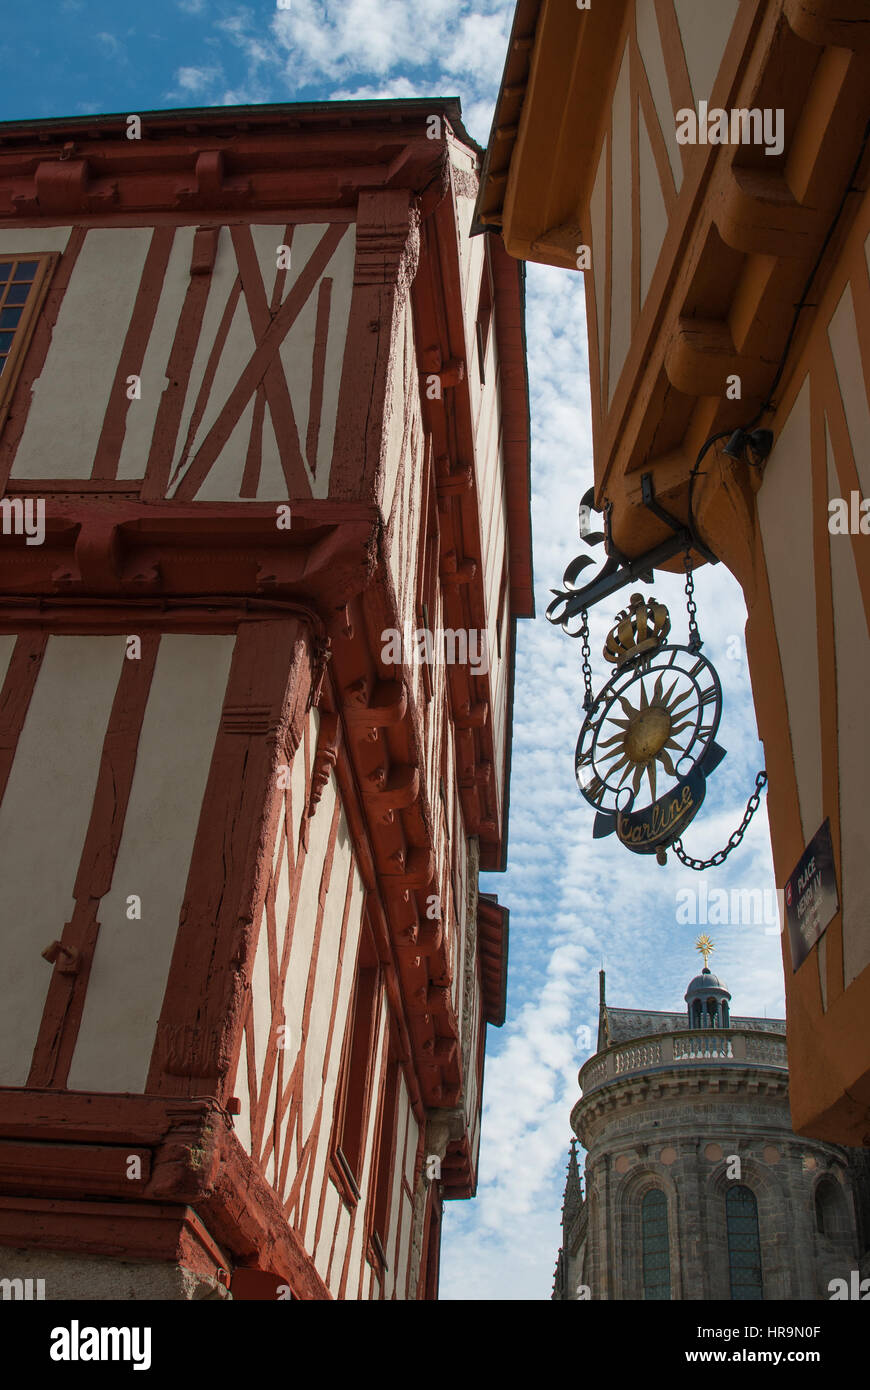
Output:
[722, 428, 774, 468]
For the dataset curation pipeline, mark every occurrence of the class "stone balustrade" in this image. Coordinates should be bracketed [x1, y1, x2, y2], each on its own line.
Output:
[579, 1029, 788, 1095]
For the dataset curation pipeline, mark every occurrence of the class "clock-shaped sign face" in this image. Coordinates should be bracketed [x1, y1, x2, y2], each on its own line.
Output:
[575, 645, 722, 814]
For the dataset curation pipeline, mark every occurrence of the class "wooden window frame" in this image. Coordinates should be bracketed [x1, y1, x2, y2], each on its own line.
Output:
[366, 1026, 402, 1279]
[421, 1190, 442, 1300]
[0, 253, 58, 437]
[329, 917, 381, 1209]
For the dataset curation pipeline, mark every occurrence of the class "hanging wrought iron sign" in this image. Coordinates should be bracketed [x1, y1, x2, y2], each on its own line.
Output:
[575, 592, 725, 862]
[548, 471, 767, 869]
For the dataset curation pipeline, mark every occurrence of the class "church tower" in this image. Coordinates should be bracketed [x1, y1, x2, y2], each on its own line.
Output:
[553, 942, 870, 1301]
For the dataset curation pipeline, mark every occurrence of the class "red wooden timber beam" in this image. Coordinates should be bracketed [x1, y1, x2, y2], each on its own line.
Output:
[0, 1090, 331, 1297]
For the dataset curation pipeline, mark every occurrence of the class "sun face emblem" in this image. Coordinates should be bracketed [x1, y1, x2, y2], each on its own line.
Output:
[575, 644, 724, 817]
[595, 668, 698, 804]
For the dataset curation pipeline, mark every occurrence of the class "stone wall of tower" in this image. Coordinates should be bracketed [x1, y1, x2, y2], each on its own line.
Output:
[566, 1064, 868, 1300]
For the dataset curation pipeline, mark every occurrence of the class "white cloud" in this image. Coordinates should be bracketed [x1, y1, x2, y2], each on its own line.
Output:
[95, 32, 125, 61]
[171, 64, 224, 96]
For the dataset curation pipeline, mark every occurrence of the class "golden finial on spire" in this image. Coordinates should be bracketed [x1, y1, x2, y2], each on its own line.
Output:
[696, 934, 715, 969]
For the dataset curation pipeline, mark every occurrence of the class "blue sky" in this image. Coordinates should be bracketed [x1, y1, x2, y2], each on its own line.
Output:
[1, 0, 784, 1300]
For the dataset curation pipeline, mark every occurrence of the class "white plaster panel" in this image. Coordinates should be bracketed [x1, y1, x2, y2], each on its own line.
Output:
[261, 1064, 279, 1183]
[273, 222, 355, 501]
[345, 1004, 387, 1292]
[68, 634, 235, 1093]
[609, 43, 633, 405]
[116, 227, 195, 480]
[459, 197, 485, 344]
[257, 405, 289, 501]
[311, 223, 355, 497]
[405, 1100, 418, 1190]
[827, 430, 870, 985]
[234, 1032, 252, 1154]
[165, 227, 237, 494]
[0, 635, 125, 1085]
[273, 822, 293, 966]
[392, 1088, 412, 1297]
[639, 113, 668, 306]
[289, 730, 308, 869]
[448, 135, 479, 299]
[635, 0, 682, 190]
[314, 1183, 341, 1282]
[301, 793, 352, 1137]
[0, 228, 72, 253]
[381, 297, 409, 525]
[756, 379, 822, 841]
[329, 1205, 351, 1297]
[827, 282, 870, 496]
[0, 635, 16, 691]
[193, 396, 256, 502]
[282, 776, 336, 1105]
[674, 0, 740, 105]
[249, 223, 291, 290]
[250, 908, 274, 1101]
[182, 290, 256, 500]
[302, 845, 365, 1245]
[12, 229, 151, 479]
[307, 705, 320, 782]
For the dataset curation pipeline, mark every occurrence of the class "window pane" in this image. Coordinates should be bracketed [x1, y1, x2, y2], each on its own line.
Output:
[642, 1189, 671, 1300]
[727, 1186, 763, 1299]
[0, 333, 14, 353]
[0, 307, 22, 329]
[0, 357, 6, 375]
[12, 261, 38, 282]
[5, 283, 29, 305]
[0, 264, 10, 282]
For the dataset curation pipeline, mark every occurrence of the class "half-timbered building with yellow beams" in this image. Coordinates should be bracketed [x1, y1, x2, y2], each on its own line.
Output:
[475, 0, 870, 1146]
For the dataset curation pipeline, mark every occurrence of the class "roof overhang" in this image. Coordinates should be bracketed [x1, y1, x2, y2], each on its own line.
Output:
[473, 0, 629, 267]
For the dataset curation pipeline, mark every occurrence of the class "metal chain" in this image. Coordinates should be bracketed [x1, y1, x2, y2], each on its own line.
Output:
[684, 546, 702, 652]
[579, 608, 594, 713]
[673, 771, 768, 870]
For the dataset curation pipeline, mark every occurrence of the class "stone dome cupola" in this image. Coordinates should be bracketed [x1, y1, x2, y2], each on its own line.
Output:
[685, 936, 731, 1029]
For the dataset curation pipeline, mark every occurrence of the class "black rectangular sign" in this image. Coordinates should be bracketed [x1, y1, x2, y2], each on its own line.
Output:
[784, 818, 839, 971]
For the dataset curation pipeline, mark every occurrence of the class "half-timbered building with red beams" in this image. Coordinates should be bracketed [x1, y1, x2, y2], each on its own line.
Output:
[0, 98, 533, 1300]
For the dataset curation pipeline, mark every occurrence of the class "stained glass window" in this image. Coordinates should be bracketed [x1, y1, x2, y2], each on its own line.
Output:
[727, 1185, 763, 1299]
[642, 1188, 671, 1300]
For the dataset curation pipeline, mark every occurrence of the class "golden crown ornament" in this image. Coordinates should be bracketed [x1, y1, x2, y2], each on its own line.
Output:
[603, 593, 671, 666]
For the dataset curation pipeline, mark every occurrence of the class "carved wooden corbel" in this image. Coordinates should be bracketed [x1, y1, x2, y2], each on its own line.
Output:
[308, 712, 341, 818]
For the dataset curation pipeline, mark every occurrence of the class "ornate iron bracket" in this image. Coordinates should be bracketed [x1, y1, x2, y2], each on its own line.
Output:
[546, 473, 718, 633]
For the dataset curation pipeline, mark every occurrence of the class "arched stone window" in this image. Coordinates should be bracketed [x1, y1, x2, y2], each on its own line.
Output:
[722, 1000, 729, 1026]
[692, 1000, 703, 1028]
[641, 1188, 671, 1300]
[726, 1185, 763, 1299]
[814, 1176, 851, 1240]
